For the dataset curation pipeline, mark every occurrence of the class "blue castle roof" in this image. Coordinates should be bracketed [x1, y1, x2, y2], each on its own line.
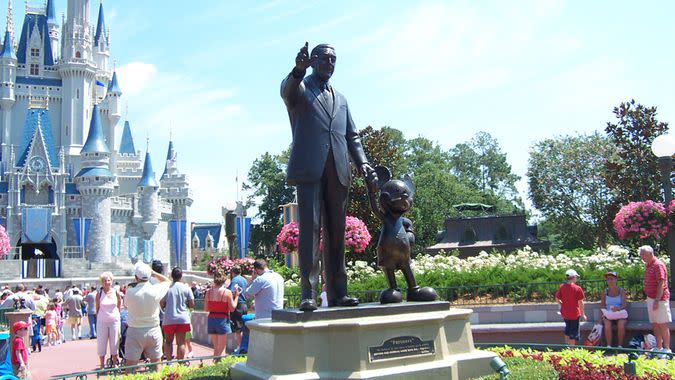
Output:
[0, 31, 15, 59]
[94, 2, 106, 47]
[17, 12, 54, 66]
[75, 167, 112, 177]
[81, 105, 110, 154]
[46, 0, 57, 24]
[192, 223, 222, 250]
[108, 71, 121, 93]
[17, 108, 58, 167]
[119, 120, 136, 154]
[138, 151, 159, 188]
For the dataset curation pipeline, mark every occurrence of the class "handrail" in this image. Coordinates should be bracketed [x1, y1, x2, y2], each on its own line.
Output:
[282, 279, 644, 308]
[49, 354, 245, 379]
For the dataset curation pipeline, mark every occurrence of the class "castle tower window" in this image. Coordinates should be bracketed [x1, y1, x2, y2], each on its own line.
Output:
[75, 51, 81, 58]
[30, 48, 40, 57]
[29, 64, 39, 75]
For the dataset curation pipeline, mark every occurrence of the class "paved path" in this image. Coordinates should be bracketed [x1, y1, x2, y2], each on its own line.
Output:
[28, 321, 215, 379]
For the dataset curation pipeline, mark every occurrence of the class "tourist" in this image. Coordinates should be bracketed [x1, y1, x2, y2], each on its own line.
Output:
[84, 286, 98, 339]
[229, 266, 248, 351]
[600, 271, 628, 347]
[11, 321, 29, 379]
[30, 314, 41, 352]
[205, 270, 240, 358]
[6, 284, 35, 311]
[639, 245, 672, 357]
[160, 267, 195, 360]
[244, 259, 285, 319]
[555, 269, 586, 346]
[191, 281, 202, 299]
[44, 303, 58, 346]
[124, 263, 170, 372]
[54, 295, 65, 343]
[96, 272, 123, 369]
[65, 288, 84, 340]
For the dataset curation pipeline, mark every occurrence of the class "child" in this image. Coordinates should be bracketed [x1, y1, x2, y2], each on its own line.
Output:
[54, 297, 64, 344]
[12, 321, 29, 379]
[30, 314, 42, 352]
[45, 302, 58, 346]
[555, 269, 587, 345]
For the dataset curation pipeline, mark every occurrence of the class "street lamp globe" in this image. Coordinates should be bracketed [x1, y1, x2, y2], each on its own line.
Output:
[651, 134, 675, 157]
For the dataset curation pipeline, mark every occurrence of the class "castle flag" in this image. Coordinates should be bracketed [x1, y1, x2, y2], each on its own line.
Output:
[235, 216, 252, 258]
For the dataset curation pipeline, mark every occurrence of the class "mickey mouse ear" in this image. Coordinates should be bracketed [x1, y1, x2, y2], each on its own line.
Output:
[374, 166, 391, 188]
[402, 174, 415, 199]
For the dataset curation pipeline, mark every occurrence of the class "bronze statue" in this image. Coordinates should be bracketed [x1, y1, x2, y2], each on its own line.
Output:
[369, 166, 437, 304]
[281, 42, 377, 311]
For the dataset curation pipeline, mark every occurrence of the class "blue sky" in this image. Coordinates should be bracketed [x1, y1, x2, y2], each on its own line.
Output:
[6, 1, 675, 222]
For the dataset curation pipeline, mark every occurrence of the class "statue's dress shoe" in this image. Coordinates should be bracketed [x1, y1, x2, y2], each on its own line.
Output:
[407, 286, 438, 302]
[299, 298, 318, 311]
[380, 288, 403, 304]
[331, 296, 359, 307]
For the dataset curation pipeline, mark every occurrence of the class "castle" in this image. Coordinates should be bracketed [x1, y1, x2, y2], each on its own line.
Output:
[0, 0, 192, 279]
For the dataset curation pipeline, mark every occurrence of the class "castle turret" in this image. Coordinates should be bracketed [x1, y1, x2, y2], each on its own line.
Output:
[0, 3, 16, 163]
[93, 1, 108, 71]
[46, 0, 59, 60]
[74, 104, 114, 263]
[160, 139, 193, 269]
[138, 148, 160, 236]
[105, 71, 121, 127]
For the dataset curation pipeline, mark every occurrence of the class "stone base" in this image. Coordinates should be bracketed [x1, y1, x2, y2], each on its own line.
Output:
[231, 302, 496, 380]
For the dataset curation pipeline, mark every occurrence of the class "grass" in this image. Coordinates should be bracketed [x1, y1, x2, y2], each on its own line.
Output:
[471, 357, 558, 380]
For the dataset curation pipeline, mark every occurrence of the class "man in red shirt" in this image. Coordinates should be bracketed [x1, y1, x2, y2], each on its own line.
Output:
[555, 269, 587, 345]
[640, 245, 671, 355]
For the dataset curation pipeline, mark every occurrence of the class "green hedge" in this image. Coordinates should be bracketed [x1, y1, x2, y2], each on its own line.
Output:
[471, 357, 558, 380]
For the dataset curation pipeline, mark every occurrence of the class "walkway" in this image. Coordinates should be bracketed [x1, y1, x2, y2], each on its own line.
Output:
[29, 322, 215, 379]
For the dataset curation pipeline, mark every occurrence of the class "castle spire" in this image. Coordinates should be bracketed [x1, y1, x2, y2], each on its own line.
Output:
[46, 0, 56, 24]
[81, 104, 110, 153]
[107, 70, 121, 93]
[161, 139, 178, 179]
[138, 148, 158, 188]
[6, 0, 13, 42]
[118, 119, 136, 155]
[0, 26, 14, 59]
[94, 1, 106, 47]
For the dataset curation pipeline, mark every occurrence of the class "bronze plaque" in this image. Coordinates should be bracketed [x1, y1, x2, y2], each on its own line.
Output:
[368, 336, 435, 362]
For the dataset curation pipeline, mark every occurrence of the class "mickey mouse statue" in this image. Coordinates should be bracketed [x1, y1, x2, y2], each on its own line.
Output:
[368, 166, 438, 304]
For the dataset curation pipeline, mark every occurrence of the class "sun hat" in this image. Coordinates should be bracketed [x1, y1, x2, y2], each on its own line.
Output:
[134, 263, 152, 281]
[604, 271, 618, 278]
[565, 269, 579, 278]
[12, 321, 29, 333]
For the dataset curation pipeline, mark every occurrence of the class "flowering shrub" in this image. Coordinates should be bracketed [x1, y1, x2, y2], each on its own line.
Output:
[206, 256, 255, 276]
[275, 216, 371, 254]
[0, 225, 10, 258]
[613, 201, 670, 240]
[490, 347, 675, 379]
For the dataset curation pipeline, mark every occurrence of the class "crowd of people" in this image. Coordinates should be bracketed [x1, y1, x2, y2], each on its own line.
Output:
[555, 244, 672, 358]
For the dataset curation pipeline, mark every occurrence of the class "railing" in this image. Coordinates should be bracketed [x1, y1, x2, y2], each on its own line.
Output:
[0, 247, 21, 260]
[62, 246, 85, 259]
[282, 279, 644, 308]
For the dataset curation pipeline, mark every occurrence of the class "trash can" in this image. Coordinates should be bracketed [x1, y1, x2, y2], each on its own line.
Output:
[0, 332, 18, 379]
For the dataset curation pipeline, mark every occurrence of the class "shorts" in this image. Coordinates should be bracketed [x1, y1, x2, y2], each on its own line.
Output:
[162, 324, 191, 334]
[563, 318, 580, 341]
[45, 324, 56, 335]
[207, 317, 232, 335]
[68, 316, 82, 326]
[230, 303, 248, 332]
[646, 298, 673, 324]
[125, 326, 163, 362]
[12, 363, 27, 380]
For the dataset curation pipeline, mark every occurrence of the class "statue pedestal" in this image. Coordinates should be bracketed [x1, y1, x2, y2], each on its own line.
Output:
[231, 302, 496, 380]
[6, 310, 32, 350]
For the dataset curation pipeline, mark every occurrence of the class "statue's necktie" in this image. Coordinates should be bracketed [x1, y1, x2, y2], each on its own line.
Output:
[322, 85, 334, 114]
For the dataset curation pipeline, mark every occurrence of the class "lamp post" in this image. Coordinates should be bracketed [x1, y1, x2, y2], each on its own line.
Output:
[651, 134, 675, 300]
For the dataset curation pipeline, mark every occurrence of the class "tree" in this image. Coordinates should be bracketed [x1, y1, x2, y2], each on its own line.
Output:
[604, 99, 669, 205]
[449, 131, 521, 202]
[243, 152, 296, 255]
[528, 132, 617, 248]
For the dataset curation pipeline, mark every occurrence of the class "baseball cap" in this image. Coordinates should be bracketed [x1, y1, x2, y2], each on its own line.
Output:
[565, 269, 579, 278]
[604, 271, 618, 278]
[134, 263, 152, 281]
[12, 321, 29, 333]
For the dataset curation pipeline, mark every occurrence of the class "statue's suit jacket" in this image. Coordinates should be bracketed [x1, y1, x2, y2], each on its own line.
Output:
[281, 72, 368, 186]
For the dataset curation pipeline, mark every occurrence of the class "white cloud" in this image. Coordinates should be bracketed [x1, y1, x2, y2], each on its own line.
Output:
[116, 62, 157, 97]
